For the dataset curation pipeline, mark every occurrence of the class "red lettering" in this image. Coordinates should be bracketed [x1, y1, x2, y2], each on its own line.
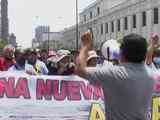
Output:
[36, 79, 52, 100]
[93, 85, 104, 100]
[152, 75, 160, 93]
[0, 77, 15, 98]
[53, 80, 67, 101]
[67, 81, 81, 101]
[80, 81, 93, 100]
[15, 78, 31, 99]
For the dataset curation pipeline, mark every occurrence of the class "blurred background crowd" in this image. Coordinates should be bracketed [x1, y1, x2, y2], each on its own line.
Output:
[0, 32, 160, 76]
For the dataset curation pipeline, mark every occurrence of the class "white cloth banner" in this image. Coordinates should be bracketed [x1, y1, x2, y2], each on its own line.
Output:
[1, 71, 160, 120]
[0, 71, 105, 120]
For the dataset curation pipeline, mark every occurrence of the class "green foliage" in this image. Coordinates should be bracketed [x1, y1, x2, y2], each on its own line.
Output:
[0, 40, 7, 52]
[117, 32, 124, 45]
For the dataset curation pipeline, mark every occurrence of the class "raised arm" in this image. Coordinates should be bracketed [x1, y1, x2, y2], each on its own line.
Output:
[76, 32, 92, 78]
[145, 33, 159, 65]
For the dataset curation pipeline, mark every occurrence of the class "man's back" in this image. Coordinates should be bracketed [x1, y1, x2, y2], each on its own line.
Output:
[85, 63, 154, 120]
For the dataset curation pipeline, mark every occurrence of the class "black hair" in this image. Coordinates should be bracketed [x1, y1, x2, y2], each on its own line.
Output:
[154, 49, 160, 57]
[41, 49, 48, 53]
[120, 33, 147, 63]
[14, 49, 24, 58]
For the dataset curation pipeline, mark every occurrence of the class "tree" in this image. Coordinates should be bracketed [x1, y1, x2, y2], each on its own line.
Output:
[117, 32, 124, 44]
[0, 40, 7, 53]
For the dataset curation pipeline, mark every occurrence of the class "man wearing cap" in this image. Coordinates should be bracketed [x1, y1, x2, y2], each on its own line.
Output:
[87, 50, 99, 67]
[48, 49, 75, 75]
[0, 45, 16, 71]
[76, 32, 154, 120]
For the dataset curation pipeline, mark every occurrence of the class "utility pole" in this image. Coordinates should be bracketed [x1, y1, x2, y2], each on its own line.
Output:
[48, 26, 50, 51]
[76, 0, 79, 50]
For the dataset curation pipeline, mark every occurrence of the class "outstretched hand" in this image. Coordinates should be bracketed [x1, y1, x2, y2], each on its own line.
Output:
[81, 32, 92, 49]
[146, 33, 159, 65]
[75, 32, 92, 78]
[150, 33, 159, 48]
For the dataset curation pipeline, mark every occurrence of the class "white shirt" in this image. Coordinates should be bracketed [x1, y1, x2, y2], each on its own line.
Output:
[25, 60, 48, 75]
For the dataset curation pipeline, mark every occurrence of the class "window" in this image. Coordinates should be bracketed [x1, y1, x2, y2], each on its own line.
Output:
[84, 15, 86, 22]
[105, 23, 108, 33]
[117, 19, 120, 31]
[124, 17, 128, 30]
[142, 11, 146, 26]
[101, 24, 103, 35]
[111, 21, 114, 32]
[97, 7, 100, 15]
[133, 14, 136, 28]
[154, 8, 159, 24]
[90, 12, 92, 19]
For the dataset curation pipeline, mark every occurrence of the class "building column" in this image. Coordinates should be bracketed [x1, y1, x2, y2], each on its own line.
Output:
[137, 12, 142, 34]
[146, 9, 153, 39]
[114, 20, 117, 40]
[128, 15, 132, 33]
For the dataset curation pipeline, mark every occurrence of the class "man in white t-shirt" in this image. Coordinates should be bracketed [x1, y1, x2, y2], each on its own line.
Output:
[25, 49, 48, 75]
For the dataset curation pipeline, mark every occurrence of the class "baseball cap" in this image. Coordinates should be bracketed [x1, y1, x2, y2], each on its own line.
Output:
[56, 49, 71, 62]
[87, 50, 99, 62]
[3, 44, 15, 53]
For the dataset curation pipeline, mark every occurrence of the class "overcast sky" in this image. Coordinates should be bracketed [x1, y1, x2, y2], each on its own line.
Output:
[8, 0, 96, 48]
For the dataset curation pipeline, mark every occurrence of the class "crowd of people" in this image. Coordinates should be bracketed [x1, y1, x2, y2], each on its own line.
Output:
[0, 39, 121, 75]
[0, 32, 160, 119]
[0, 47, 76, 75]
[0, 33, 159, 76]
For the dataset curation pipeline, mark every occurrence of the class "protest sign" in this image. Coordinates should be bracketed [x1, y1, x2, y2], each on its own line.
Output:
[0, 71, 105, 120]
[1, 71, 160, 120]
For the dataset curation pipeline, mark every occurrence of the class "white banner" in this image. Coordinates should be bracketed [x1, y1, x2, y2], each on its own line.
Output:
[0, 71, 105, 120]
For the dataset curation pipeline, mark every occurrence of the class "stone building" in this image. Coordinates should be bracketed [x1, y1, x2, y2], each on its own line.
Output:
[33, 0, 160, 50]
[79, 0, 160, 49]
[1, 0, 9, 41]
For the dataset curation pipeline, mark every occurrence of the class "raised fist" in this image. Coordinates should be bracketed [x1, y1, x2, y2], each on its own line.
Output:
[150, 33, 159, 47]
[81, 32, 92, 49]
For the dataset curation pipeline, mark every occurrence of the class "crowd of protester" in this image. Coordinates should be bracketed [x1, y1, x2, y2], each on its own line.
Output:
[0, 32, 160, 119]
[0, 45, 119, 75]
[0, 33, 160, 76]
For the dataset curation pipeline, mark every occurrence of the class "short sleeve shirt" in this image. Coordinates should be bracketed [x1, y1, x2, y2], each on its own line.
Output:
[84, 63, 154, 120]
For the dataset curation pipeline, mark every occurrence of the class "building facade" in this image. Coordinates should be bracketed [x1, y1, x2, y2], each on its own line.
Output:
[32, 38, 39, 49]
[79, 0, 160, 49]
[41, 32, 63, 50]
[8, 33, 17, 48]
[35, 26, 50, 42]
[1, 0, 9, 41]
[61, 26, 77, 50]
[33, 0, 160, 50]
[33, 26, 63, 50]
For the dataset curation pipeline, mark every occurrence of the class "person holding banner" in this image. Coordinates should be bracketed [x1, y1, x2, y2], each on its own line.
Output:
[76, 32, 154, 120]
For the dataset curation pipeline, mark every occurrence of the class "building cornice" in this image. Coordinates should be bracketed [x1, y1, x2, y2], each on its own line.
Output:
[79, 0, 148, 26]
